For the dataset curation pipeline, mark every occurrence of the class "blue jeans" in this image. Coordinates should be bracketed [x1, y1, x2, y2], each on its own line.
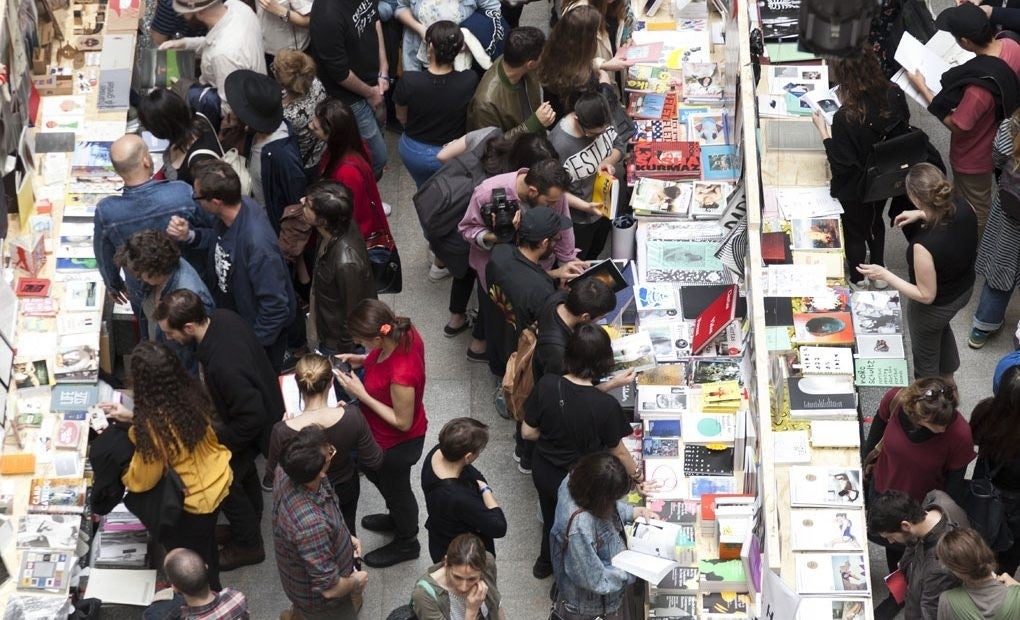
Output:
[398, 133, 443, 188]
[350, 98, 388, 180]
[974, 283, 1014, 332]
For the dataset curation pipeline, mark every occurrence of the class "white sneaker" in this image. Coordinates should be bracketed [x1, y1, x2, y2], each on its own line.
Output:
[382, 202, 393, 216]
[428, 264, 451, 282]
[871, 278, 889, 290]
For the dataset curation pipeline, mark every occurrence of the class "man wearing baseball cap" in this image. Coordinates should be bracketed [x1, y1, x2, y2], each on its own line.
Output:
[158, 0, 265, 113]
[906, 2, 1020, 235]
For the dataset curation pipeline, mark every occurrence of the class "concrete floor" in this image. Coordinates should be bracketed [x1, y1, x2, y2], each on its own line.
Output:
[103, 0, 1020, 616]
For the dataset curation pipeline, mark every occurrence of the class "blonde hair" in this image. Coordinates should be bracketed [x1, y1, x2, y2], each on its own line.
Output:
[295, 354, 332, 398]
[274, 49, 317, 98]
[905, 163, 955, 228]
[937, 528, 997, 581]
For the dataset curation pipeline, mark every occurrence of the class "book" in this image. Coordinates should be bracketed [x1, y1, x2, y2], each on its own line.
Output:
[850, 290, 904, 335]
[854, 334, 905, 359]
[631, 177, 694, 217]
[689, 182, 731, 218]
[17, 549, 74, 592]
[27, 477, 87, 514]
[854, 357, 910, 387]
[684, 445, 734, 476]
[700, 146, 739, 182]
[793, 311, 854, 345]
[611, 332, 659, 374]
[640, 389, 689, 415]
[698, 558, 747, 592]
[790, 509, 865, 552]
[789, 467, 865, 508]
[794, 552, 870, 594]
[630, 141, 702, 180]
[682, 413, 736, 444]
[786, 375, 857, 419]
[690, 284, 738, 354]
[591, 171, 620, 220]
[790, 218, 843, 250]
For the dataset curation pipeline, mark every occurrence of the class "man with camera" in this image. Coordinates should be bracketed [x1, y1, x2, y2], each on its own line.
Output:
[459, 159, 586, 379]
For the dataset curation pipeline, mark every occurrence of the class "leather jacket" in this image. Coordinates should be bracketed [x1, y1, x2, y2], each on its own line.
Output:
[312, 225, 377, 353]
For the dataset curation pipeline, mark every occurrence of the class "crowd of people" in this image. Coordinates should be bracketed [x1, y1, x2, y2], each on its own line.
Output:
[75, 0, 1020, 616]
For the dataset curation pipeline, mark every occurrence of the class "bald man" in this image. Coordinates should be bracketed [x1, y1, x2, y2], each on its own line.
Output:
[142, 548, 249, 619]
[93, 134, 213, 308]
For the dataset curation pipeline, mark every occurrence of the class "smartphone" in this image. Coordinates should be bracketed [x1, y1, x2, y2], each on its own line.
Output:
[330, 356, 351, 375]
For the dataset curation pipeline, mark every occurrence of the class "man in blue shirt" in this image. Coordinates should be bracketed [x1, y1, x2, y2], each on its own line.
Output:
[93, 134, 212, 305]
[167, 159, 296, 374]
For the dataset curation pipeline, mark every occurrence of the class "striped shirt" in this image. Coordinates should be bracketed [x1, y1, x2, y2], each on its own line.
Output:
[272, 467, 355, 612]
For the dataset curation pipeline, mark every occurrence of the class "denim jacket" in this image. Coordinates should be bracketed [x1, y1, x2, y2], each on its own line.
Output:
[549, 479, 635, 617]
[93, 179, 214, 294]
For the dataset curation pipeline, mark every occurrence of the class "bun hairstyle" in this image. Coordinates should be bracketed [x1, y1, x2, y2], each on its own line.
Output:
[294, 354, 333, 399]
[426, 20, 464, 67]
[896, 376, 958, 428]
[347, 299, 415, 352]
[570, 90, 611, 133]
[905, 163, 955, 227]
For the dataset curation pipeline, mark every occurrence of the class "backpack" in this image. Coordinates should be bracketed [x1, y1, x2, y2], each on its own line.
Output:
[413, 131, 493, 244]
[502, 325, 538, 422]
[999, 161, 1020, 222]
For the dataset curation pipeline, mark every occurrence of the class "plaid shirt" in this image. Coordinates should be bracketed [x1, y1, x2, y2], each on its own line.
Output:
[180, 588, 249, 619]
[272, 467, 355, 612]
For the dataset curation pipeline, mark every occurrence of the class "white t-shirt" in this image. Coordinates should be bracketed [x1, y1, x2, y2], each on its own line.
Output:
[258, 0, 314, 56]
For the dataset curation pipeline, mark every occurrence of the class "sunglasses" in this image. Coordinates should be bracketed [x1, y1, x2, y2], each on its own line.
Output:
[913, 386, 952, 403]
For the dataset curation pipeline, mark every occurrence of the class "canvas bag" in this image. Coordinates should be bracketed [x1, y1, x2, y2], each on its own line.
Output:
[502, 325, 538, 422]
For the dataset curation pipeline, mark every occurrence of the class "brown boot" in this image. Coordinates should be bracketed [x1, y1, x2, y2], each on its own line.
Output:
[218, 542, 265, 571]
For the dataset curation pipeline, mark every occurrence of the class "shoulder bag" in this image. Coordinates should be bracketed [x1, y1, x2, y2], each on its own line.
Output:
[964, 457, 1014, 553]
[123, 459, 185, 543]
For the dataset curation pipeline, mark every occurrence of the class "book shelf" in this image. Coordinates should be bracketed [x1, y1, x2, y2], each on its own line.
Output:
[0, 0, 142, 612]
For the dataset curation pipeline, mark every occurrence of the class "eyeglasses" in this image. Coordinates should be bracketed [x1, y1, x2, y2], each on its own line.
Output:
[913, 386, 952, 403]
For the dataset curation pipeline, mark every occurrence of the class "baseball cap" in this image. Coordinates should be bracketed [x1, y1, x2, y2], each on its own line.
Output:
[173, 0, 218, 14]
[518, 207, 572, 242]
[935, 3, 989, 41]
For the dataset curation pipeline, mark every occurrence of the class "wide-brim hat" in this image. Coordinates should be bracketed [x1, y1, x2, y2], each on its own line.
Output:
[172, 0, 217, 15]
[224, 70, 284, 134]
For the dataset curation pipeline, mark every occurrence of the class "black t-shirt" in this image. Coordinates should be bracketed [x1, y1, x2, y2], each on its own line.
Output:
[523, 374, 632, 470]
[393, 70, 479, 146]
[906, 198, 977, 305]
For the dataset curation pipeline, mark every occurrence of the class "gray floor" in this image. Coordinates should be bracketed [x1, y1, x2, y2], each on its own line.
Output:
[106, 0, 1020, 616]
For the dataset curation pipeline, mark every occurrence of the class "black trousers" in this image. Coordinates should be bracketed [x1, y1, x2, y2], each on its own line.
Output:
[334, 475, 361, 537]
[364, 435, 425, 540]
[532, 452, 569, 566]
[221, 451, 264, 548]
[840, 201, 886, 284]
[163, 509, 221, 591]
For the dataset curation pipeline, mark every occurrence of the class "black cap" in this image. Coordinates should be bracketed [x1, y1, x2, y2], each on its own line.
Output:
[935, 3, 988, 41]
[224, 70, 284, 134]
[518, 207, 572, 242]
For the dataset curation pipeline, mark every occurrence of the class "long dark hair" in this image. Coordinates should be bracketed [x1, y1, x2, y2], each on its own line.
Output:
[315, 98, 371, 177]
[129, 341, 215, 462]
[480, 132, 559, 176]
[972, 366, 1020, 465]
[137, 88, 205, 152]
[830, 47, 900, 126]
[538, 5, 601, 96]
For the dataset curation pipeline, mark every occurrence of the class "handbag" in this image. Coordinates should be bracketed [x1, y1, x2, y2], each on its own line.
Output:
[964, 457, 1014, 553]
[365, 228, 403, 294]
[123, 461, 185, 543]
[860, 127, 931, 203]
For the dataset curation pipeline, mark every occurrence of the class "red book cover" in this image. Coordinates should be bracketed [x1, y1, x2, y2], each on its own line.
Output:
[629, 141, 702, 180]
[691, 284, 738, 354]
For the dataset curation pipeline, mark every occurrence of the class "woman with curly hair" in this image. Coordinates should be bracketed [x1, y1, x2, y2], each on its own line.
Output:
[812, 47, 918, 291]
[101, 341, 233, 590]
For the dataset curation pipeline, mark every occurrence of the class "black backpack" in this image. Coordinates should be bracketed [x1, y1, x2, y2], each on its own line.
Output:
[413, 132, 493, 243]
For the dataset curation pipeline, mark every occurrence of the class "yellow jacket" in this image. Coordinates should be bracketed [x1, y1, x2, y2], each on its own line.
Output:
[122, 426, 233, 515]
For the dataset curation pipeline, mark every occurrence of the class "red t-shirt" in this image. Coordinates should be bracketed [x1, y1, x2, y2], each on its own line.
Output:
[361, 328, 428, 450]
[323, 152, 392, 244]
[950, 38, 1020, 174]
[872, 388, 975, 502]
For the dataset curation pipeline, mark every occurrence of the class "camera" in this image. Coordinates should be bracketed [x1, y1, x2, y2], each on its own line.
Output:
[480, 188, 520, 244]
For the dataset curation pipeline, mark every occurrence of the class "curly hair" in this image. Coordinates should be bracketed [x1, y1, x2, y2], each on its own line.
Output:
[114, 229, 181, 279]
[129, 341, 214, 462]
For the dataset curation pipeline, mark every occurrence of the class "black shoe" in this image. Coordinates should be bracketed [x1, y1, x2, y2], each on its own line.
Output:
[363, 538, 420, 568]
[361, 513, 396, 532]
[533, 558, 553, 579]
